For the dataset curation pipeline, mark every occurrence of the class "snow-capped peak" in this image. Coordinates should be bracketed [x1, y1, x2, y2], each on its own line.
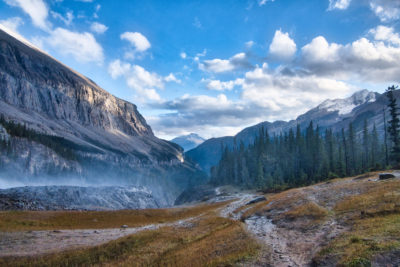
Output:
[318, 89, 376, 115]
[171, 133, 205, 151]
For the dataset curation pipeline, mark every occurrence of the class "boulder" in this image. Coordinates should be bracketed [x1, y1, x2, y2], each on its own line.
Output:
[246, 196, 267, 205]
[379, 173, 395, 180]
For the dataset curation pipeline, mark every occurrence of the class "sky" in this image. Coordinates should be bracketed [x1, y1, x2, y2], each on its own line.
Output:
[0, 0, 400, 139]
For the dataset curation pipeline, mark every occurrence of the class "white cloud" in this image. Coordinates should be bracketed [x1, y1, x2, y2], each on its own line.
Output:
[245, 40, 254, 48]
[328, 0, 351, 10]
[0, 17, 23, 33]
[199, 52, 250, 73]
[50, 11, 73, 26]
[369, 25, 400, 46]
[241, 64, 354, 113]
[45, 27, 104, 64]
[150, 62, 356, 138]
[4, 0, 49, 30]
[301, 28, 400, 82]
[148, 93, 253, 138]
[165, 73, 181, 84]
[93, 4, 101, 18]
[90, 22, 108, 34]
[302, 36, 342, 64]
[180, 52, 187, 59]
[108, 59, 163, 102]
[369, 0, 400, 22]
[204, 78, 244, 91]
[269, 30, 297, 60]
[258, 0, 275, 6]
[120, 32, 151, 53]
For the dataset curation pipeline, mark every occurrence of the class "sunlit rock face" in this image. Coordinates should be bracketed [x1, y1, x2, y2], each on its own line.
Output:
[0, 27, 206, 208]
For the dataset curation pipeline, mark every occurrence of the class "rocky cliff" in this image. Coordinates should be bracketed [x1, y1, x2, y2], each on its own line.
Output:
[0, 27, 205, 206]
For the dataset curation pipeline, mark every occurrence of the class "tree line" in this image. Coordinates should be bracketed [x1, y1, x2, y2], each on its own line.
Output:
[0, 115, 79, 161]
[210, 86, 400, 190]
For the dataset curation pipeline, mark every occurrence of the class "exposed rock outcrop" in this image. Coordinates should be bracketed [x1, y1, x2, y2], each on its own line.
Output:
[0, 26, 206, 207]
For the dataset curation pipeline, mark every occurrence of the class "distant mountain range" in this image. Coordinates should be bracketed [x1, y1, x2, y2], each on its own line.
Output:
[0, 26, 205, 207]
[186, 89, 394, 174]
[171, 133, 205, 151]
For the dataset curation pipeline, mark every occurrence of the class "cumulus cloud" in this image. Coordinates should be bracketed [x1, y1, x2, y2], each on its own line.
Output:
[0, 17, 23, 33]
[44, 27, 104, 64]
[369, 25, 400, 46]
[121, 32, 151, 52]
[328, 0, 351, 10]
[199, 52, 251, 73]
[4, 0, 49, 30]
[369, 0, 400, 22]
[108, 59, 164, 102]
[204, 78, 244, 91]
[90, 22, 108, 34]
[269, 30, 297, 60]
[149, 63, 355, 138]
[149, 93, 257, 138]
[240, 64, 354, 112]
[301, 26, 400, 82]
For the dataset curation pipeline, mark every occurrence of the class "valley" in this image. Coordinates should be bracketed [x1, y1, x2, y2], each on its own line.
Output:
[0, 2, 400, 266]
[1, 171, 399, 266]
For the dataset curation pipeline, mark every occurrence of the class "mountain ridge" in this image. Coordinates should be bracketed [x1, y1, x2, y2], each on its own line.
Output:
[186, 89, 387, 173]
[171, 133, 205, 151]
[0, 27, 205, 206]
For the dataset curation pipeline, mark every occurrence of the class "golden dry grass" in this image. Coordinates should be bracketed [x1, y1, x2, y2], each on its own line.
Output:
[315, 213, 400, 266]
[0, 216, 259, 267]
[239, 171, 400, 265]
[283, 202, 328, 221]
[314, 177, 400, 265]
[0, 201, 228, 231]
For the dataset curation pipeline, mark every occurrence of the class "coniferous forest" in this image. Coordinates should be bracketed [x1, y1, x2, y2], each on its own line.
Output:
[210, 121, 386, 190]
[210, 87, 400, 190]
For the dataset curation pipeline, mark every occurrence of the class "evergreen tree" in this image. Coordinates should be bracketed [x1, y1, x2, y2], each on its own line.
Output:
[386, 85, 400, 163]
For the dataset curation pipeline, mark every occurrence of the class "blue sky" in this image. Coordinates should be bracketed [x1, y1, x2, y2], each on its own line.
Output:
[1, 0, 400, 139]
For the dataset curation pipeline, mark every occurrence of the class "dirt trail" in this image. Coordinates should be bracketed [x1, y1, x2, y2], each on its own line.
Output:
[244, 215, 345, 267]
[221, 186, 350, 267]
[0, 217, 197, 257]
[219, 193, 256, 220]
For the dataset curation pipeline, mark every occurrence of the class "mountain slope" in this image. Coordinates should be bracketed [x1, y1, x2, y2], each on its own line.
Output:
[186, 89, 385, 173]
[0, 27, 205, 206]
[171, 133, 205, 151]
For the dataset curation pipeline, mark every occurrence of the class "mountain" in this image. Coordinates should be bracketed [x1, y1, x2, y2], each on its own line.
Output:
[171, 133, 205, 151]
[186, 89, 387, 173]
[0, 26, 206, 207]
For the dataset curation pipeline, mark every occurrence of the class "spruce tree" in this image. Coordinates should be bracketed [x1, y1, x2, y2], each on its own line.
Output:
[386, 85, 400, 164]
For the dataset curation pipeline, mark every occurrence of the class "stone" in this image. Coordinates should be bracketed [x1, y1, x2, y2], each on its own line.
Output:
[379, 173, 395, 180]
[246, 196, 267, 205]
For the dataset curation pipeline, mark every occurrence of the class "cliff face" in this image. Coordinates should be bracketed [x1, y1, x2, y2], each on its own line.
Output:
[0, 27, 204, 206]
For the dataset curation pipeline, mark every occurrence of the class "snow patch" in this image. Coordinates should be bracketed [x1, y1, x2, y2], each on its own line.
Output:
[318, 89, 376, 115]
